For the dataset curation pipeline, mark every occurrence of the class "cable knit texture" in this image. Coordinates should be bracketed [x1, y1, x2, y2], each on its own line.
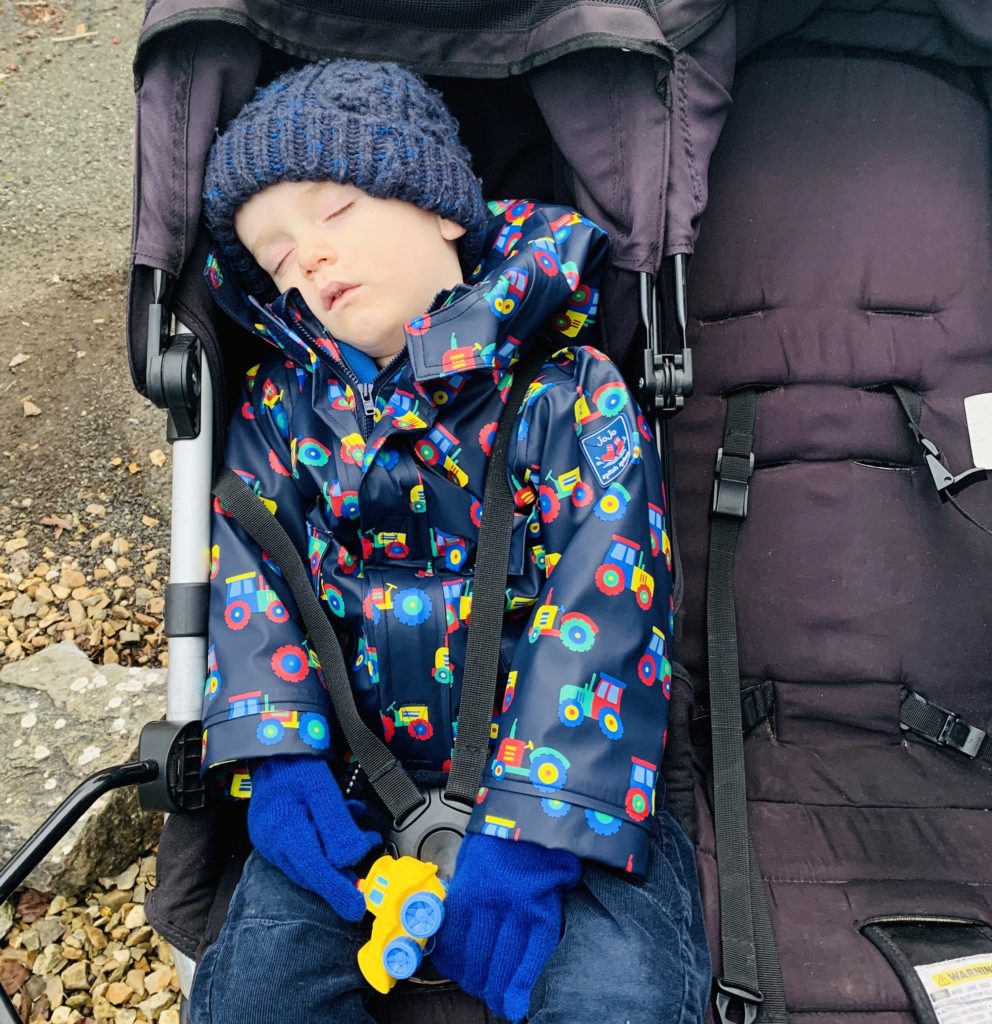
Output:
[202, 59, 488, 295]
[431, 832, 582, 1022]
[247, 756, 382, 922]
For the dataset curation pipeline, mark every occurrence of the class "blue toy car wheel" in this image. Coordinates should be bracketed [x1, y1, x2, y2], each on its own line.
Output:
[400, 892, 445, 939]
[383, 936, 422, 980]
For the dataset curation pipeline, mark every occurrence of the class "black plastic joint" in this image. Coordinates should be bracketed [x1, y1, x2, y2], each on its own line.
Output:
[164, 582, 210, 637]
[712, 448, 755, 519]
[938, 714, 986, 758]
[714, 978, 764, 1024]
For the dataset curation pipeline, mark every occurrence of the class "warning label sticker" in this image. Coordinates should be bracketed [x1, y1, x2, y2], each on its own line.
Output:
[915, 953, 992, 1024]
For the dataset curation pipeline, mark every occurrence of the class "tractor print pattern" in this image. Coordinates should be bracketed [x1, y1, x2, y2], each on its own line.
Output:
[203, 200, 673, 876]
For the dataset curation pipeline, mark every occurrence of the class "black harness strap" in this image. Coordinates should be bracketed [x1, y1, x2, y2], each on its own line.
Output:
[213, 342, 551, 822]
[214, 468, 426, 823]
[444, 342, 553, 806]
[900, 688, 992, 764]
[707, 388, 788, 1024]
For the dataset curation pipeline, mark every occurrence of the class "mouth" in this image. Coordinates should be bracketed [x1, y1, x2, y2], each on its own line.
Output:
[322, 283, 360, 311]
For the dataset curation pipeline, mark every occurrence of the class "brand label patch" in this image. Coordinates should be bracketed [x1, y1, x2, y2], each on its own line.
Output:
[579, 415, 632, 487]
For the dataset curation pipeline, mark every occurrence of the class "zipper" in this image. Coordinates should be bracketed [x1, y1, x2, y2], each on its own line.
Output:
[371, 348, 409, 405]
[356, 383, 376, 420]
[291, 315, 376, 438]
[859, 914, 982, 928]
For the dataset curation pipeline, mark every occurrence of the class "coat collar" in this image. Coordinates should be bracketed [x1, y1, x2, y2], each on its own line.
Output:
[205, 199, 608, 385]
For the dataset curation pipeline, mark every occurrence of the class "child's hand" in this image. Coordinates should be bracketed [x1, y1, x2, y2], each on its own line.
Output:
[430, 832, 581, 1022]
[247, 755, 382, 921]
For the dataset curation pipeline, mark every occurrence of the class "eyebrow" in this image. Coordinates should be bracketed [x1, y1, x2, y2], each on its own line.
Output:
[250, 182, 348, 257]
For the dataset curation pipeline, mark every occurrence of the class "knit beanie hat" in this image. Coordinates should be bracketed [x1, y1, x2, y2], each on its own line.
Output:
[202, 59, 489, 296]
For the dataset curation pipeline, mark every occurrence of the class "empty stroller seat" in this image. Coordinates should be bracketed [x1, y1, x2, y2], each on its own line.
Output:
[674, 37, 992, 1024]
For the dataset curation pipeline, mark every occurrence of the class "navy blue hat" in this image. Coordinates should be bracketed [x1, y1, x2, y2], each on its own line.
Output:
[202, 60, 488, 296]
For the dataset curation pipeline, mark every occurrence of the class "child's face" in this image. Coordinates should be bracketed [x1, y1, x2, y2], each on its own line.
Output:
[235, 180, 468, 366]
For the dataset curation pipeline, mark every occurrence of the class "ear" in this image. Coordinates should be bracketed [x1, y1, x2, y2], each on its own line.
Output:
[439, 217, 467, 242]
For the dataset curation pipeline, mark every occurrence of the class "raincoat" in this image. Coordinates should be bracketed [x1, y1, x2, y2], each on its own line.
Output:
[203, 199, 674, 875]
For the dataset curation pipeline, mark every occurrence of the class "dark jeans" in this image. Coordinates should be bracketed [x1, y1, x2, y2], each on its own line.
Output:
[188, 805, 711, 1024]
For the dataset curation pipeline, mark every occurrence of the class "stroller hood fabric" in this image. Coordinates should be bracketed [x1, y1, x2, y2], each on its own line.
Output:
[203, 199, 676, 876]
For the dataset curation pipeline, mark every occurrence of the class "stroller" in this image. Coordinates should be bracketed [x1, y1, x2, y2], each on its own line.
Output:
[2, 1, 990, 1023]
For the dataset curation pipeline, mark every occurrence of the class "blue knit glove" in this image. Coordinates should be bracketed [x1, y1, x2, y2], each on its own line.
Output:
[431, 832, 582, 1022]
[247, 755, 382, 922]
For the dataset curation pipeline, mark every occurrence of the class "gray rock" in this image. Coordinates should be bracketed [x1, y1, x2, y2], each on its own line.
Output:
[0, 643, 166, 892]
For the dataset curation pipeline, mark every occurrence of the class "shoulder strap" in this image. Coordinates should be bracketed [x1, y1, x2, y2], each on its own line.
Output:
[707, 388, 788, 1024]
[213, 468, 426, 822]
[444, 342, 553, 805]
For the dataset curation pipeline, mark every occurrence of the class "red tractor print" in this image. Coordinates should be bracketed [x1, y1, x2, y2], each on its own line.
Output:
[595, 536, 654, 610]
[490, 719, 570, 793]
[431, 528, 468, 570]
[557, 673, 626, 741]
[223, 572, 289, 630]
[638, 625, 671, 695]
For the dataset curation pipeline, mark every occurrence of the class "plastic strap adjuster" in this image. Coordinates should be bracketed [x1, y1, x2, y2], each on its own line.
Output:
[712, 448, 755, 520]
[937, 714, 986, 759]
[714, 978, 764, 1024]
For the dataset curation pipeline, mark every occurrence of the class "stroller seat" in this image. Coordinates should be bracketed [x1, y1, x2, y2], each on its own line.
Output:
[676, 41, 992, 1023]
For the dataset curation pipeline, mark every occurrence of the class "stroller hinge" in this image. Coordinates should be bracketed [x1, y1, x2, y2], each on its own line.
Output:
[146, 268, 201, 440]
[639, 259, 694, 416]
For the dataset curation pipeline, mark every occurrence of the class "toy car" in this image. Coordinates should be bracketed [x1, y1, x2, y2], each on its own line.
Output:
[357, 854, 448, 994]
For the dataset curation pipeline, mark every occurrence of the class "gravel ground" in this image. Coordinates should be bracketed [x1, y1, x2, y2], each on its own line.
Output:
[1, 3, 186, 1019]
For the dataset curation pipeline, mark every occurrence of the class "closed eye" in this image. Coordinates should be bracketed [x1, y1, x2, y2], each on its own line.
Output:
[272, 249, 294, 276]
[324, 200, 356, 222]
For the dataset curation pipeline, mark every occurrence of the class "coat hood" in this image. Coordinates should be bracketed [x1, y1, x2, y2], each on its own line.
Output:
[204, 199, 611, 384]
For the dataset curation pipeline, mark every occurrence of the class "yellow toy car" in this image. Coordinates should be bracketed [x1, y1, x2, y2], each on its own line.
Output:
[357, 854, 448, 994]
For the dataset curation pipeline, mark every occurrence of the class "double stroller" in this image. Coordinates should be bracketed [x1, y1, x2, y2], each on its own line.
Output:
[3, 1, 990, 1022]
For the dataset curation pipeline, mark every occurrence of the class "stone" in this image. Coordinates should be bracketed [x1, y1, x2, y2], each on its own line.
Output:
[122, 906, 145, 930]
[159, 1011, 180, 1024]
[143, 967, 172, 994]
[60, 960, 90, 991]
[44, 974, 64, 1007]
[36, 918, 64, 946]
[32, 948, 68, 976]
[100, 892, 131, 914]
[105, 982, 133, 1005]
[137, 991, 175, 1020]
[115, 1009, 137, 1024]
[0, 644, 165, 892]
[93, 995, 116, 1020]
[124, 969, 145, 997]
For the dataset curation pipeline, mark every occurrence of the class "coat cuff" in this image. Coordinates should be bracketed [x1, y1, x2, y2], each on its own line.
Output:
[201, 699, 335, 778]
[466, 780, 651, 877]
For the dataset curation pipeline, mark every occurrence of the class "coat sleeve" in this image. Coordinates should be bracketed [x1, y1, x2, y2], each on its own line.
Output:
[466, 346, 673, 877]
[202, 357, 335, 791]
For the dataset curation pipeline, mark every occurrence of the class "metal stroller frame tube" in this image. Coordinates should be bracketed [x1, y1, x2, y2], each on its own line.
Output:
[165, 330, 213, 723]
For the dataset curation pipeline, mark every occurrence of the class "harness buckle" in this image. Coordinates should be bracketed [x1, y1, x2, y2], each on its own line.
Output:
[714, 978, 764, 1024]
[712, 448, 755, 520]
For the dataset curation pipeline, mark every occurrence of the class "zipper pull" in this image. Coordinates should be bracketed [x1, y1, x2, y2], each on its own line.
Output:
[356, 383, 376, 418]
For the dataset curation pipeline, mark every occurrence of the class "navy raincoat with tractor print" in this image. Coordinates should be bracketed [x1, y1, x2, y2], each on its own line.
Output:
[203, 199, 675, 876]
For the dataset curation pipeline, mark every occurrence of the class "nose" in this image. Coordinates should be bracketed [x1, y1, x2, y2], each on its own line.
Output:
[298, 232, 337, 278]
